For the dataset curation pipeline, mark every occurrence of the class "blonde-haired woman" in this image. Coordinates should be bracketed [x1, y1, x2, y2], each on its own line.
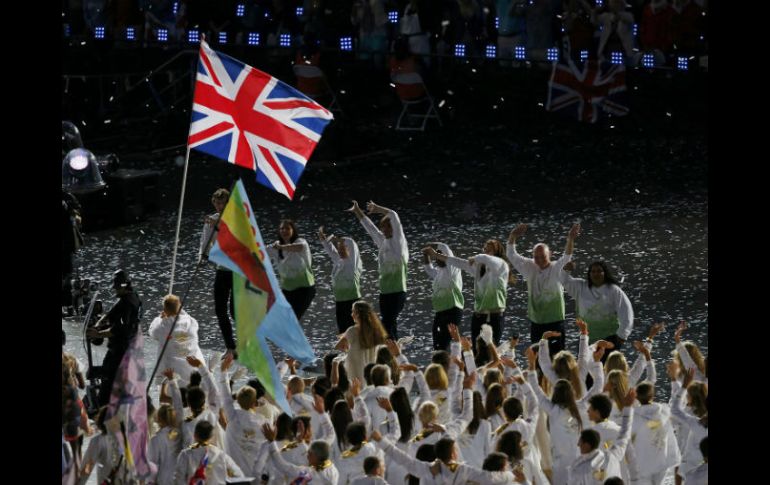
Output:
[148, 294, 206, 388]
[336, 300, 388, 382]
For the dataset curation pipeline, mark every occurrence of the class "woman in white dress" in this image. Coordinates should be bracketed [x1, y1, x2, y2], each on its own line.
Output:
[335, 300, 388, 382]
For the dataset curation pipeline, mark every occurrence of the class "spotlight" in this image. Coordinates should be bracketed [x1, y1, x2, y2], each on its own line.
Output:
[485, 45, 496, 58]
[340, 37, 353, 51]
[546, 48, 558, 61]
[94, 26, 105, 39]
[247, 32, 260, 46]
[188, 29, 200, 43]
[454, 44, 465, 57]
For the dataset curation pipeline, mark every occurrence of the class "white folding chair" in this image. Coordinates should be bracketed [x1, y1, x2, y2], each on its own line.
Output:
[391, 71, 442, 131]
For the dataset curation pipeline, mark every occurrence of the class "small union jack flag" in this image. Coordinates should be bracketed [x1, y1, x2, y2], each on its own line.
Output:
[189, 39, 334, 199]
[188, 449, 208, 485]
[546, 58, 629, 123]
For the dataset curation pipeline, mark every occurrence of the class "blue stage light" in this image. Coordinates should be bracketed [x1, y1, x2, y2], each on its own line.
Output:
[126, 27, 135, 41]
[515, 46, 526, 60]
[580, 50, 588, 61]
[389, 11, 398, 23]
[340, 37, 353, 51]
[454, 44, 465, 57]
[94, 26, 105, 39]
[219, 31, 227, 44]
[486, 45, 496, 58]
[188, 30, 199, 43]
[157, 29, 169, 42]
[236, 4, 245, 17]
[547, 48, 558, 61]
[280, 34, 291, 47]
[642, 53, 654, 68]
[611, 51, 624, 64]
[247, 32, 260, 46]
[677, 56, 688, 71]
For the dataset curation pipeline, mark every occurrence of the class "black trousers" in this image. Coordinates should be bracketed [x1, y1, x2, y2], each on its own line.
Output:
[215, 269, 236, 350]
[530, 320, 566, 355]
[335, 299, 358, 334]
[433, 307, 464, 351]
[470, 312, 504, 346]
[97, 348, 125, 407]
[284, 285, 316, 320]
[379, 291, 406, 339]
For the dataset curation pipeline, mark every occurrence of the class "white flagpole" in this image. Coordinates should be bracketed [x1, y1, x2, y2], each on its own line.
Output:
[168, 145, 191, 294]
[169, 36, 206, 294]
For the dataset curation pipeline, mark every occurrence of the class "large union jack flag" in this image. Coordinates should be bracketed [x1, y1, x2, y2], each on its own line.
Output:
[546, 58, 629, 123]
[189, 39, 334, 199]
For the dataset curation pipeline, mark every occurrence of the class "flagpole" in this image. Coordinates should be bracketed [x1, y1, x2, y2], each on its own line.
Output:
[169, 34, 207, 294]
[168, 144, 192, 294]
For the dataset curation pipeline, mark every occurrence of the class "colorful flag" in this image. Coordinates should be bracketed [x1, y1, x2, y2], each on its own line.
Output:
[105, 332, 151, 479]
[546, 58, 629, 123]
[208, 179, 317, 415]
[189, 449, 209, 485]
[188, 39, 334, 199]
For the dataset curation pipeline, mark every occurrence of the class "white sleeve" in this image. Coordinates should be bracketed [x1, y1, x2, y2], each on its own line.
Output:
[378, 437, 433, 480]
[314, 409, 337, 446]
[265, 242, 279, 260]
[552, 251, 572, 271]
[224, 452, 245, 478]
[167, 378, 185, 428]
[218, 372, 237, 420]
[198, 365, 221, 412]
[423, 262, 438, 279]
[445, 255, 474, 274]
[359, 215, 385, 248]
[609, 407, 634, 462]
[628, 352, 647, 386]
[386, 209, 407, 255]
[174, 450, 189, 484]
[537, 339, 559, 385]
[382, 409, 402, 442]
[506, 242, 535, 277]
[579, 361, 605, 404]
[559, 272, 584, 298]
[353, 395, 371, 432]
[519, 378, 539, 421]
[320, 236, 341, 265]
[413, 371, 431, 403]
[614, 287, 634, 340]
[268, 442, 305, 477]
[526, 370, 556, 414]
[446, 389, 474, 438]
[670, 386, 702, 430]
[677, 342, 706, 382]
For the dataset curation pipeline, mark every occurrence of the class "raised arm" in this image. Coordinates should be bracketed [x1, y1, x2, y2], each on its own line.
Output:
[537, 334, 560, 385]
[564, 223, 581, 256]
[348, 200, 385, 247]
[164, 369, 186, 428]
[217, 360, 237, 420]
[371, 435, 434, 481]
[367, 201, 406, 245]
[319, 226, 341, 264]
[422, 246, 438, 279]
[609, 390, 636, 462]
[506, 223, 533, 271]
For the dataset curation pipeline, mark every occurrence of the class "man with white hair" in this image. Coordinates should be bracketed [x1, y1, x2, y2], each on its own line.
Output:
[507, 223, 580, 354]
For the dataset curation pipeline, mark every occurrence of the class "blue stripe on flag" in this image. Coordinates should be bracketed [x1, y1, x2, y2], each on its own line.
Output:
[292, 116, 329, 136]
[197, 62, 207, 76]
[191, 110, 207, 123]
[275, 152, 306, 184]
[193, 132, 233, 161]
[266, 81, 309, 101]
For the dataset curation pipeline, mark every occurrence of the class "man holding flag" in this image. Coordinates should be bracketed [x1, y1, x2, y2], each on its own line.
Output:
[207, 178, 317, 416]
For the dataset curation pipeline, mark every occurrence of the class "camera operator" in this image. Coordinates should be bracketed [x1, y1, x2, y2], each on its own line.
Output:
[86, 269, 142, 407]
